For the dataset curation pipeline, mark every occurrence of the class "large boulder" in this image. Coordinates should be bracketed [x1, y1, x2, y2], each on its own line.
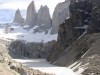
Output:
[25, 1, 37, 27]
[13, 9, 25, 25]
[51, 0, 70, 34]
[36, 5, 51, 29]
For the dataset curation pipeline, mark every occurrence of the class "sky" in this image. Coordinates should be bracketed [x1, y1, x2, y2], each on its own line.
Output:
[0, 0, 65, 15]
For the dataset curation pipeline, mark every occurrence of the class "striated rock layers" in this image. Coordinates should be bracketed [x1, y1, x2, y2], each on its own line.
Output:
[48, 0, 92, 63]
[48, 0, 100, 68]
[51, 0, 70, 34]
[13, 9, 25, 25]
[25, 1, 37, 27]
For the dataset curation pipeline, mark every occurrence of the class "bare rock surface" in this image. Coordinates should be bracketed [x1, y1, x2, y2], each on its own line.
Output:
[13, 9, 25, 25]
[25, 1, 37, 27]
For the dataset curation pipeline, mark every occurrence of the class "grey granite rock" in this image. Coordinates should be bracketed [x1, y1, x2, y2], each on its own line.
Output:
[36, 5, 51, 29]
[13, 9, 25, 25]
[51, 0, 70, 34]
[25, 1, 37, 27]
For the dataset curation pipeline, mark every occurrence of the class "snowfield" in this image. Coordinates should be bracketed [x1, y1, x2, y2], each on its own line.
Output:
[0, 23, 57, 43]
[14, 59, 76, 75]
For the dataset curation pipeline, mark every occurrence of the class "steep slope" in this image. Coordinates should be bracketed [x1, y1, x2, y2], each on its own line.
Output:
[25, 1, 37, 27]
[69, 33, 100, 75]
[13, 9, 25, 25]
[88, 0, 100, 33]
[48, 0, 92, 62]
[51, 33, 100, 66]
[0, 39, 20, 75]
[48, 0, 100, 71]
[0, 38, 54, 75]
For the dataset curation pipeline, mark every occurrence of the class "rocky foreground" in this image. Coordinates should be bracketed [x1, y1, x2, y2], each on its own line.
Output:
[0, 39, 54, 75]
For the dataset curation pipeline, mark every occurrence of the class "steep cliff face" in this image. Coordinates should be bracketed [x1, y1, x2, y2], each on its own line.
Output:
[51, 0, 70, 34]
[88, 0, 100, 33]
[9, 40, 56, 59]
[48, 19, 75, 62]
[33, 5, 51, 33]
[48, 0, 92, 62]
[25, 1, 37, 27]
[69, 0, 92, 27]
[69, 33, 100, 75]
[36, 5, 51, 29]
[13, 9, 25, 25]
[48, 0, 100, 68]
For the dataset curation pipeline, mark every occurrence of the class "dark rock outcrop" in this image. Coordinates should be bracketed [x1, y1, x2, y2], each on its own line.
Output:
[69, 0, 92, 27]
[13, 9, 25, 25]
[25, 1, 37, 27]
[88, 0, 100, 33]
[48, 0, 92, 62]
[48, 0, 100, 68]
[70, 33, 100, 75]
[48, 19, 75, 62]
[9, 40, 56, 59]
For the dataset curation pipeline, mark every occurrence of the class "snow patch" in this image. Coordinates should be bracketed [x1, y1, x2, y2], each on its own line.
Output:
[74, 25, 88, 30]
[0, 24, 57, 43]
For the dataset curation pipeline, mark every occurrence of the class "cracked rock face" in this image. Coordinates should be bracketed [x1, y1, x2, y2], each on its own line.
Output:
[13, 9, 25, 25]
[47, 0, 92, 65]
[36, 5, 51, 30]
[51, 0, 70, 34]
[25, 1, 37, 27]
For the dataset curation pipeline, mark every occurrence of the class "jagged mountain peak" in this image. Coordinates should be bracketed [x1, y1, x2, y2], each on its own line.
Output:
[24, 0, 37, 27]
[35, 5, 51, 33]
[51, 0, 70, 34]
[28, 1, 35, 9]
[13, 9, 25, 25]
